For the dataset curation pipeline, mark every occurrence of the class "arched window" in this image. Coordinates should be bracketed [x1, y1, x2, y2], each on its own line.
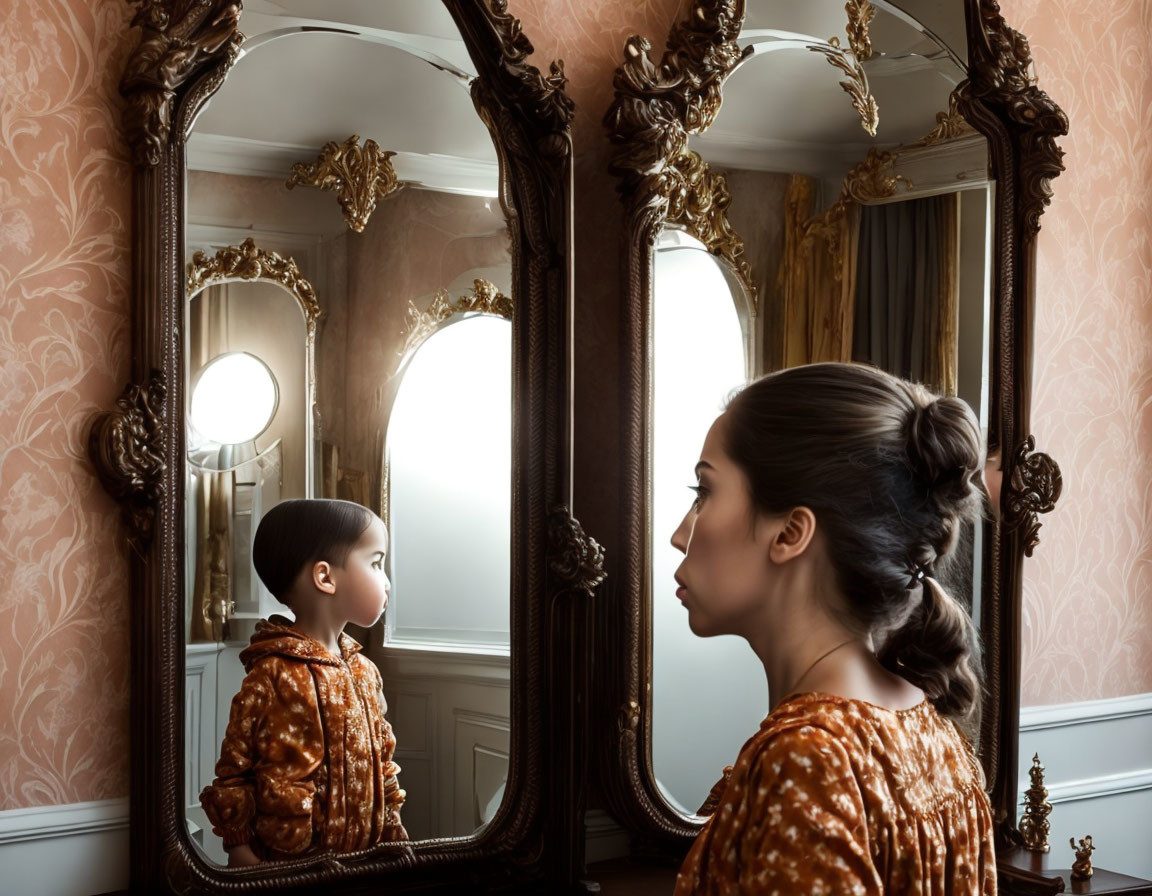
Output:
[385, 313, 511, 648]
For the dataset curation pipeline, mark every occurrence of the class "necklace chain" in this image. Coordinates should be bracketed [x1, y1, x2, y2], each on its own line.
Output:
[787, 637, 858, 696]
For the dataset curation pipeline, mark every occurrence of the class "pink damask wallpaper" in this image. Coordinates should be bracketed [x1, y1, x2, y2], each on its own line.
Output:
[1002, 0, 1152, 705]
[0, 0, 133, 809]
[0, 0, 1148, 814]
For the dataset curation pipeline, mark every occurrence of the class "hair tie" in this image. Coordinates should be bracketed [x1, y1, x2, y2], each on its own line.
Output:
[907, 564, 930, 590]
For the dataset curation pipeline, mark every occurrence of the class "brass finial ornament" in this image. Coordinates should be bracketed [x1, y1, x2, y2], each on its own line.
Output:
[1019, 753, 1053, 852]
[1070, 835, 1095, 880]
[286, 135, 403, 233]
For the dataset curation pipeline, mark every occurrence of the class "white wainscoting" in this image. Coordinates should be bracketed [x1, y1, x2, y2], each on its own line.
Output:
[378, 644, 510, 841]
[0, 799, 128, 896]
[1018, 692, 1152, 881]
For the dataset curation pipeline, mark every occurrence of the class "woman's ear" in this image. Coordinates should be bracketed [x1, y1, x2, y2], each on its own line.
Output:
[312, 560, 337, 595]
[767, 506, 817, 565]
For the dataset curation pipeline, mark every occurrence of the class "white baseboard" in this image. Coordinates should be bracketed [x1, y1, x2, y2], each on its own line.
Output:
[0, 798, 128, 896]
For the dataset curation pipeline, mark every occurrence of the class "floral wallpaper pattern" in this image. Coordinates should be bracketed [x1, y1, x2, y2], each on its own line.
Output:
[0, 0, 133, 809]
[0, 0, 1147, 814]
[1003, 0, 1152, 705]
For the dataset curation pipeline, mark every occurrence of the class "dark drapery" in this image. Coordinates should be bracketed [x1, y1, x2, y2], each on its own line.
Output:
[852, 194, 959, 394]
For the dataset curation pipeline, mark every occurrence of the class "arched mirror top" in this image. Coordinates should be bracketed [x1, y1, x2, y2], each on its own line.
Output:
[186, 238, 321, 323]
[603, 0, 1067, 860]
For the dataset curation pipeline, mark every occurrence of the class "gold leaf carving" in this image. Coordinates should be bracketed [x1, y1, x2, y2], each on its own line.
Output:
[845, 0, 876, 61]
[186, 238, 321, 323]
[286, 135, 403, 233]
[401, 279, 513, 361]
[809, 36, 879, 137]
[665, 149, 758, 311]
[904, 92, 978, 149]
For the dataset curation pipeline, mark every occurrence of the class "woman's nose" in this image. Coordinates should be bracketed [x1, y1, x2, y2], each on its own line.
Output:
[671, 511, 692, 554]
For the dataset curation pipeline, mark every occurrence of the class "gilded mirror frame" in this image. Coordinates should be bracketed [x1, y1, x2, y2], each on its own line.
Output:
[86, 1, 600, 892]
[601, 0, 1066, 855]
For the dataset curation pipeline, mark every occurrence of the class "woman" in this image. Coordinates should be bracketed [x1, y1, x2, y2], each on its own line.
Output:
[672, 363, 996, 894]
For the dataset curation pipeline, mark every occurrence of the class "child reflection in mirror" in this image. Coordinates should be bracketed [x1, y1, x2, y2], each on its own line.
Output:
[200, 499, 407, 867]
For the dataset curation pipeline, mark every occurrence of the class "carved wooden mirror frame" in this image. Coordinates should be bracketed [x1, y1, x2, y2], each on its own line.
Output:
[87, 1, 603, 892]
[600, 0, 1066, 856]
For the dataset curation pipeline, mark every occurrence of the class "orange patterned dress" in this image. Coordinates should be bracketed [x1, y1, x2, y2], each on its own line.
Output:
[200, 618, 407, 858]
[675, 693, 996, 895]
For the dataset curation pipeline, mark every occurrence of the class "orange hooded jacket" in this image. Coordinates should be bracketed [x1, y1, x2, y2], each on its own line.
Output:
[200, 617, 407, 858]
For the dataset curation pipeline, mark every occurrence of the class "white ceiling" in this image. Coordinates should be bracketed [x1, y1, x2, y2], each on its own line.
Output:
[188, 1, 498, 194]
[691, 0, 970, 179]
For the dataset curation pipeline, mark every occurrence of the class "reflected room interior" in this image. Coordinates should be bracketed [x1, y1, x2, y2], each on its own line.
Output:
[648, 0, 992, 815]
[180, 1, 513, 860]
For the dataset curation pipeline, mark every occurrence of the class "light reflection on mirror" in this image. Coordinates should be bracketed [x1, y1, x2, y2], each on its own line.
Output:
[181, 3, 513, 863]
[385, 314, 512, 649]
[651, 232, 758, 814]
[650, 0, 991, 816]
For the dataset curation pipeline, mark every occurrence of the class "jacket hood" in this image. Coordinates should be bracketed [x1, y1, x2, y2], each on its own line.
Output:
[239, 615, 364, 672]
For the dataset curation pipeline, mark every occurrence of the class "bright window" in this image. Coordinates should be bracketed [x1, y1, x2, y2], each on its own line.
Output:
[385, 314, 511, 649]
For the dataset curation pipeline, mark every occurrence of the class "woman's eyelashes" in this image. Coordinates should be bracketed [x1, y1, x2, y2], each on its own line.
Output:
[688, 484, 708, 510]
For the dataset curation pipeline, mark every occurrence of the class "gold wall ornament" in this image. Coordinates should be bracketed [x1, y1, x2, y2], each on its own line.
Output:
[400, 279, 514, 361]
[1070, 835, 1095, 880]
[905, 91, 978, 149]
[186, 238, 321, 323]
[809, 36, 879, 137]
[286, 135, 403, 233]
[1019, 753, 1053, 852]
[665, 149, 759, 312]
[845, 0, 876, 61]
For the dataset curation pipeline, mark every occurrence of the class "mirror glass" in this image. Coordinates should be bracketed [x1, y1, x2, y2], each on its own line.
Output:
[650, 0, 991, 814]
[182, 0, 513, 861]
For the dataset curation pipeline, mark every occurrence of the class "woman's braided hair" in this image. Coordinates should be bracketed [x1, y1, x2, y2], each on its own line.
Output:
[723, 363, 988, 722]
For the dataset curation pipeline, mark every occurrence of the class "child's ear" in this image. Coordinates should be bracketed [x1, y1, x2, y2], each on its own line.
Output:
[312, 560, 337, 595]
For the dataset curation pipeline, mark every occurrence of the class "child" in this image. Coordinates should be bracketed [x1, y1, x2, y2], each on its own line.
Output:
[200, 499, 407, 866]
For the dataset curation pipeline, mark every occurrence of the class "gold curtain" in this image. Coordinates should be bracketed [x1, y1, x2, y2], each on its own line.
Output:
[189, 470, 234, 643]
[778, 174, 860, 367]
[930, 193, 960, 396]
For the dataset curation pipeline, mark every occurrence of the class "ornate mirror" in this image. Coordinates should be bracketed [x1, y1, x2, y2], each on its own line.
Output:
[87, 0, 601, 891]
[602, 0, 1066, 864]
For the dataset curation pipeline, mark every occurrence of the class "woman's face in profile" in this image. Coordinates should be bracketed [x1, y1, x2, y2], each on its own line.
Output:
[670, 414, 779, 640]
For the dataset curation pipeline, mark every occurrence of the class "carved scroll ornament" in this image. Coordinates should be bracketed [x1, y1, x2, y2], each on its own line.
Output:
[187, 238, 321, 322]
[963, 0, 1068, 235]
[481, 0, 576, 156]
[120, 0, 243, 167]
[87, 371, 168, 547]
[605, 0, 746, 199]
[286, 136, 403, 234]
[547, 505, 607, 596]
[1002, 435, 1063, 556]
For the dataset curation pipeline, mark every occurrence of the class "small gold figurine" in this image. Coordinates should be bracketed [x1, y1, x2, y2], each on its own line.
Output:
[1070, 835, 1095, 880]
[1019, 753, 1052, 852]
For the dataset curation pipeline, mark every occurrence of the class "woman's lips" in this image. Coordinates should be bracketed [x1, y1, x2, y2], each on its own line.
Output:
[675, 585, 687, 602]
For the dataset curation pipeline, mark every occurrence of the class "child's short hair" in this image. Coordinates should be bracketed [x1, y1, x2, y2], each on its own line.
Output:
[252, 499, 375, 600]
